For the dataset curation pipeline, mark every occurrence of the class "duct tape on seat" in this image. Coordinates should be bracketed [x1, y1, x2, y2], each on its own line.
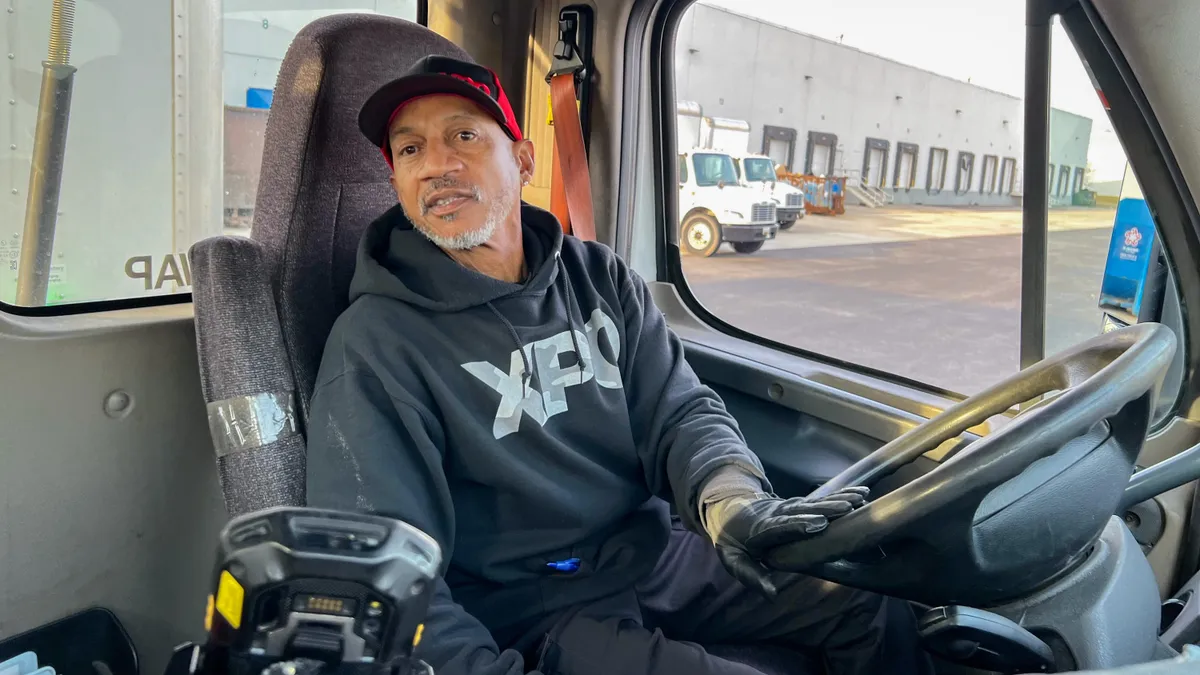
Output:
[207, 391, 299, 457]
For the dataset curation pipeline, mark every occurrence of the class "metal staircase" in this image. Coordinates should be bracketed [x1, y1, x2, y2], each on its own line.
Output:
[845, 170, 894, 208]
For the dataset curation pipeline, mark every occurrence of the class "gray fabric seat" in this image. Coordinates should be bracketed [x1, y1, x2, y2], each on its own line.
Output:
[188, 13, 816, 675]
[192, 14, 463, 514]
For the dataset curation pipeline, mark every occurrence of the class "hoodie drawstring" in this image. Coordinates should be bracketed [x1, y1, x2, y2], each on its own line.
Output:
[558, 255, 585, 369]
[484, 254, 584, 396]
[487, 301, 533, 394]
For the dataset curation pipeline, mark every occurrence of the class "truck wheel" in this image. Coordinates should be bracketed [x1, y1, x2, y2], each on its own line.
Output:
[732, 241, 765, 254]
[778, 219, 797, 231]
[681, 214, 722, 257]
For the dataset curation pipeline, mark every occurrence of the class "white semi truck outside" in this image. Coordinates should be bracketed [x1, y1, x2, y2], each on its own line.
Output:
[734, 153, 806, 230]
[699, 116, 807, 230]
[675, 102, 777, 256]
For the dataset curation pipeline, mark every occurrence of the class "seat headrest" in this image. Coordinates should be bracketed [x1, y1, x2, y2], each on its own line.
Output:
[250, 14, 472, 420]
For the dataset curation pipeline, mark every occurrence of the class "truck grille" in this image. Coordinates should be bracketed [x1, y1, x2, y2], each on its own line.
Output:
[786, 193, 804, 207]
[751, 203, 777, 223]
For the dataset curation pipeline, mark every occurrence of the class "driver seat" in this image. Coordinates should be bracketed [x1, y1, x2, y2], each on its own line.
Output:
[188, 14, 817, 675]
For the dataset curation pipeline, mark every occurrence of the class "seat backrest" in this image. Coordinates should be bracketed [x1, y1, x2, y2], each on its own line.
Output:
[252, 14, 472, 423]
[190, 15, 470, 515]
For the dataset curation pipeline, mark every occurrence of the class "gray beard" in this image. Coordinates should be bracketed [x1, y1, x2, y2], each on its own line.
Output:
[408, 180, 517, 251]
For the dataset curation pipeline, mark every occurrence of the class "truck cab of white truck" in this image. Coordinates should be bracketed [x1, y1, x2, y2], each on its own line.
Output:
[678, 149, 779, 256]
[733, 153, 807, 230]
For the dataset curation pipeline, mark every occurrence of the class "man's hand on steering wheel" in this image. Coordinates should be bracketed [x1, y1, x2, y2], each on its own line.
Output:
[702, 486, 870, 598]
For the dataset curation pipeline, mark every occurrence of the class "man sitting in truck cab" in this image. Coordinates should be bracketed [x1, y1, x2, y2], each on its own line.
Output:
[306, 55, 931, 675]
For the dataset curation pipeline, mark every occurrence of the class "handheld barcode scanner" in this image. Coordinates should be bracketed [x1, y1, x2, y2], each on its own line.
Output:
[194, 507, 441, 675]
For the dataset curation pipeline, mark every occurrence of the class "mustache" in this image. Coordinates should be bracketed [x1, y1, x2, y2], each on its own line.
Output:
[419, 177, 483, 215]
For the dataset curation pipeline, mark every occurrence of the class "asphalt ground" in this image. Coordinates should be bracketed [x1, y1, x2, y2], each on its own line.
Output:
[681, 205, 1118, 394]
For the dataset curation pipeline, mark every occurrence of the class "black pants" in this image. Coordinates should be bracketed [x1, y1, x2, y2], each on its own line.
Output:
[523, 522, 933, 675]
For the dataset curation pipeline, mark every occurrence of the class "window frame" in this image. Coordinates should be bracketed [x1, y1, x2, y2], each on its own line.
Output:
[0, 1, 429, 318]
[641, 0, 1197, 404]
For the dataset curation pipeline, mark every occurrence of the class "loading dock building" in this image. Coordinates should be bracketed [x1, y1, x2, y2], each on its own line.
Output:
[674, 2, 1093, 207]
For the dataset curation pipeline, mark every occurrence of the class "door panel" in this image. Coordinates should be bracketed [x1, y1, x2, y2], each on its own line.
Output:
[0, 309, 224, 674]
[866, 149, 884, 187]
[810, 144, 830, 175]
[766, 138, 789, 167]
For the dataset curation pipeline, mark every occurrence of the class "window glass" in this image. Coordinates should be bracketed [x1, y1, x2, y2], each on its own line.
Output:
[678, 155, 689, 183]
[0, 0, 419, 308]
[743, 158, 776, 182]
[692, 152, 738, 187]
[673, 0, 1182, 396]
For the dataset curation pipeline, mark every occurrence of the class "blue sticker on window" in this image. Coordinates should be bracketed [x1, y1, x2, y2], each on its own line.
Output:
[1098, 197, 1156, 318]
[246, 88, 274, 109]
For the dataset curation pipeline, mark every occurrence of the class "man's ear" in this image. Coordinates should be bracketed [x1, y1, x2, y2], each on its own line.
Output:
[514, 139, 535, 184]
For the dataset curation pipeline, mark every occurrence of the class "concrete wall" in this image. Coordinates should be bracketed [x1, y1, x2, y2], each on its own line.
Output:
[1049, 108, 1093, 206]
[674, 3, 1091, 208]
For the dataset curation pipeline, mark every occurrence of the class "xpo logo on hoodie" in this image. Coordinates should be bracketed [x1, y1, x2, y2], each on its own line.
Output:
[462, 308, 624, 439]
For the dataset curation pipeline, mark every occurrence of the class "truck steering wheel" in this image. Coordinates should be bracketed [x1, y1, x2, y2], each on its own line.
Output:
[764, 323, 1177, 607]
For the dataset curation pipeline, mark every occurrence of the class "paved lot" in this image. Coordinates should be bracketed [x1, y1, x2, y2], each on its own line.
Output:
[682, 206, 1117, 394]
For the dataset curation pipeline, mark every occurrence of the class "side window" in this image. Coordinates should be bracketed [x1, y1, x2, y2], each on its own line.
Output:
[672, 1, 1182, 397]
[679, 155, 689, 184]
[0, 1, 420, 308]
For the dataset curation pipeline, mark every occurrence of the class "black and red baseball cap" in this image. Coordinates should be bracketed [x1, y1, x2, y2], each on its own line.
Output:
[359, 55, 523, 165]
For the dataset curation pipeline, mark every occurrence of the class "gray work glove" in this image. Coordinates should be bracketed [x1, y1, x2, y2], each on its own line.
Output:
[702, 485, 870, 598]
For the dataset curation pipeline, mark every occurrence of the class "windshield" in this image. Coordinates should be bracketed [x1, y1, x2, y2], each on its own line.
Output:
[742, 158, 776, 182]
[692, 153, 739, 187]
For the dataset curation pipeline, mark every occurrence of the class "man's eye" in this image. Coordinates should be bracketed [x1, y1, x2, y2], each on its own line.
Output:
[398, 145, 419, 156]
[457, 131, 477, 142]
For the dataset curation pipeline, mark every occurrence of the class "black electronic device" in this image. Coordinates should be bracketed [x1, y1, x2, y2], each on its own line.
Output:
[170, 507, 442, 675]
[919, 605, 1057, 673]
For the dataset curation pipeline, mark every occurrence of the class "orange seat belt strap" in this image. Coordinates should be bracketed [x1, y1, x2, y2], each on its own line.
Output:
[548, 72, 596, 242]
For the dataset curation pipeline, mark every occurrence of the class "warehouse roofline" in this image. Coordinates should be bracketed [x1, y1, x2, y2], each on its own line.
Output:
[694, 1, 1022, 103]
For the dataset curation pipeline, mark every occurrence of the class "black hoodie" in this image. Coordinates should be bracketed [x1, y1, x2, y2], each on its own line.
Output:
[306, 203, 769, 674]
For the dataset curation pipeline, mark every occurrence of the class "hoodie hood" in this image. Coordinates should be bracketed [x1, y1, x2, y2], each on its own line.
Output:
[349, 201, 565, 311]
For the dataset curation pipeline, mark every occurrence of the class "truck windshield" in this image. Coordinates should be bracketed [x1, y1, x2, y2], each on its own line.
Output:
[692, 153, 739, 187]
[742, 158, 776, 182]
